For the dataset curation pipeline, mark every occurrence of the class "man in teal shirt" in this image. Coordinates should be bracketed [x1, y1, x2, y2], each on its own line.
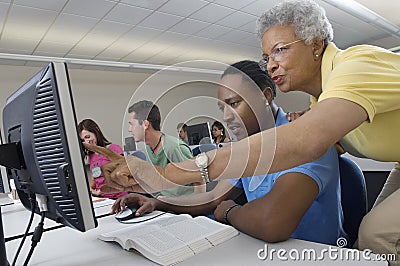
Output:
[128, 100, 202, 196]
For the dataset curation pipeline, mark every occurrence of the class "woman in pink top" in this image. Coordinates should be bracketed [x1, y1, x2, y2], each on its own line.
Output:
[78, 119, 128, 199]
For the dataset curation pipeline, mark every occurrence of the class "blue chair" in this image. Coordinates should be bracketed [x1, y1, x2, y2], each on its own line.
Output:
[130, 150, 147, 161]
[338, 156, 367, 247]
[191, 144, 218, 156]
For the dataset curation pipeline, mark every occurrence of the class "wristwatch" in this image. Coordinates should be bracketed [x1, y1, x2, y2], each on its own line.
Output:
[195, 152, 211, 183]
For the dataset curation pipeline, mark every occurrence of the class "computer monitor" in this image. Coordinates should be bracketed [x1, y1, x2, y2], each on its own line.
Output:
[1, 61, 97, 230]
[2, 61, 97, 231]
[0, 62, 97, 264]
[186, 122, 212, 146]
[124, 136, 137, 153]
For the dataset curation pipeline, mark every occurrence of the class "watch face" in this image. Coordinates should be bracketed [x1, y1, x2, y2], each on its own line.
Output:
[196, 153, 208, 167]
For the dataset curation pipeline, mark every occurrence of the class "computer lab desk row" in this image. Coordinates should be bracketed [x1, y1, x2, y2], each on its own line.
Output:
[2, 201, 387, 266]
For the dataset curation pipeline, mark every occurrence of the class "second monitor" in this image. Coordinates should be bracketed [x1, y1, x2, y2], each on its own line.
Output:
[186, 122, 212, 146]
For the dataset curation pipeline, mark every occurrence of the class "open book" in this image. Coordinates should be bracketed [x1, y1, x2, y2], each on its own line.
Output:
[98, 213, 239, 265]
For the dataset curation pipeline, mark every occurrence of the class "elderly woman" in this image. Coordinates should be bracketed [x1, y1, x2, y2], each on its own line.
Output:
[257, 0, 400, 262]
[86, 0, 400, 263]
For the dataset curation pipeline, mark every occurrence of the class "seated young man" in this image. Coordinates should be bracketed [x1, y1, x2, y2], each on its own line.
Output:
[127, 100, 204, 195]
[111, 60, 346, 245]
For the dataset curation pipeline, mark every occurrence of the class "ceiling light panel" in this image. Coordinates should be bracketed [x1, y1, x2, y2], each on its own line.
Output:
[158, 0, 208, 17]
[240, 0, 281, 17]
[13, 0, 67, 11]
[139, 12, 183, 30]
[104, 4, 152, 25]
[42, 13, 98, 45]
[212, 0, 257, 10]
[120, 0, 168, 10]
[168, 18, 210, 35]
[190, 3, 234, 23]
[216, 11, 257, 28]
[194, 24, 232, 39]
[63, 0, 115, 19]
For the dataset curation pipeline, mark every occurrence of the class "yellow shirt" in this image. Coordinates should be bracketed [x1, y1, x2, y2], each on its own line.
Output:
[311, 43, 400, 163]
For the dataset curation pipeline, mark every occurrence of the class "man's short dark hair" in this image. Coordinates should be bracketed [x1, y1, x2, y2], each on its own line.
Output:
[222, 60, 277, 97]
[177, 123, 188, 132]
[128, 100, 161, 131]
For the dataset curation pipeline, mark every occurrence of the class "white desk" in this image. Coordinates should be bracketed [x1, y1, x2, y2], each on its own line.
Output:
[2, 203, 387, 265]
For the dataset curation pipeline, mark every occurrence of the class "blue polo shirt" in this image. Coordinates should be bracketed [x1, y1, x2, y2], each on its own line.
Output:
[231, 108, 346, 245]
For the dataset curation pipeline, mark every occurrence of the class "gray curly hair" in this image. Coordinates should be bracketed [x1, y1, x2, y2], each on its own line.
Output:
[257, 0, 333, 45]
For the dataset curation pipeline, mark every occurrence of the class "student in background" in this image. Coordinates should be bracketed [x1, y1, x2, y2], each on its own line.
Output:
[128, 100, 205, 195]
[78, 118, 127, 199]
[211, 121, 230, 145]
[176, 122, 189, 145]
[104, 60, 345, 245]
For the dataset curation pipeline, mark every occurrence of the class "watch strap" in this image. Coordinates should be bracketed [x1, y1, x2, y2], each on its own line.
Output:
[199, 166, 210, 183]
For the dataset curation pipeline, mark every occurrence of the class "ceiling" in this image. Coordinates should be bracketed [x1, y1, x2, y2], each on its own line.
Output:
[0, 0, 399, 69]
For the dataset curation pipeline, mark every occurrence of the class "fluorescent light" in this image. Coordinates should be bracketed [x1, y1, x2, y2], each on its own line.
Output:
[0, 53, 222, 75]
[322, 0, 400, 38]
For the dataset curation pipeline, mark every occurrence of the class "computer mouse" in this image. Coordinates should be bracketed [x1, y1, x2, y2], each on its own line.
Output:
[115, 204, 140, 222]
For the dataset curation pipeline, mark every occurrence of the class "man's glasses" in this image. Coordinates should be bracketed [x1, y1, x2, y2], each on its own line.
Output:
[259, 39, 302, 70]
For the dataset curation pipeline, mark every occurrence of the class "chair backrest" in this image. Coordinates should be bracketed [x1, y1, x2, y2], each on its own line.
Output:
[338, 156, 367, 247]
[191, 144, 218, 156]
[130, 150, 147, 161]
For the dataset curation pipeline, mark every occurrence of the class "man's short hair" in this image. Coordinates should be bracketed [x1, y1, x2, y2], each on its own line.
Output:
[177, 123, 188, 132]
[128, 100, 161, 131]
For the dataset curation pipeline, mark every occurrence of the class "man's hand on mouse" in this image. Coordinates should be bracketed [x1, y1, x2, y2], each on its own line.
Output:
[111, 193, 157, 217]
[83, 143, 173, 194]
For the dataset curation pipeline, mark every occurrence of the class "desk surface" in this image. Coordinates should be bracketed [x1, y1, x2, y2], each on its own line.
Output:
[2, 202, 387, 266]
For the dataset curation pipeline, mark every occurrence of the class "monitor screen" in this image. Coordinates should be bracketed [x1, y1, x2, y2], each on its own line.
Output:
[1, 62, 97, 232]
[124, 136, 137, 153]
[186, 122, 212, 146]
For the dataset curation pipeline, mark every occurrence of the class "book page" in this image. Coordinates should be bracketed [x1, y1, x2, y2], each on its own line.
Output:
[98, 213, 188, 247]
[127, 215, 237, 255]
[134, 230, 191, 255]
[163, 218, 223, 243]
[99, 214, 239, 265]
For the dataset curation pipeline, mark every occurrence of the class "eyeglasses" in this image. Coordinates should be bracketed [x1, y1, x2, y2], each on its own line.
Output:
[259, 39, 302, 70]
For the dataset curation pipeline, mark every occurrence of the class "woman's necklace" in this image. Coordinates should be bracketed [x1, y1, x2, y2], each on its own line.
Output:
[151, 133, 163, 153]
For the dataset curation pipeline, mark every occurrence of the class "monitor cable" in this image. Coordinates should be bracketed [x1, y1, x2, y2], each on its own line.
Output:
[11, 196, 36, 266]
[22, 194, 47, 266]
[22, 211, 45, 266]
